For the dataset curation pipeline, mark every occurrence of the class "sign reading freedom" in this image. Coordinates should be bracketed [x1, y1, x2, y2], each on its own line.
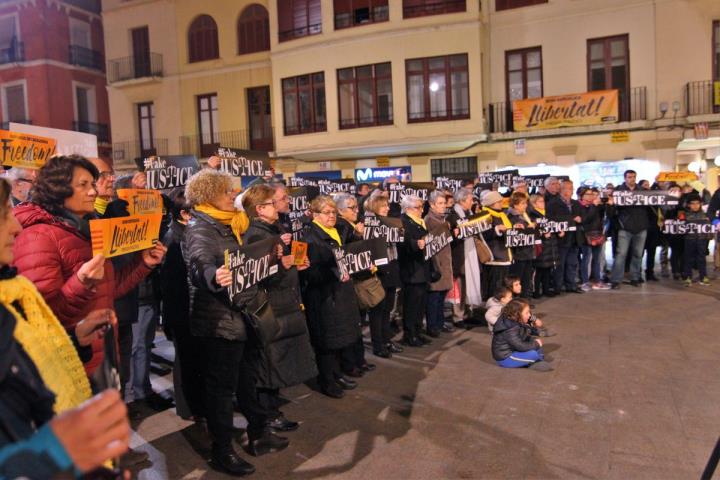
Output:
[224, 236, 280, 301]
[334, 239, 388, 276]
[143, 155, 200, 191]
[611, 190, 679, 206]
[90, 214, 162, 258]
[1, 129, 57, 169]
[116, 189, 163, 216]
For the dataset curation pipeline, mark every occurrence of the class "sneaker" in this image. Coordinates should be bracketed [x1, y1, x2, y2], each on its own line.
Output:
[528, 360, 554, 372]
[592, 282, 611, 290]
[683, 278, 692, 287]
[580, 283, 592, 292]
[699, 277, 711, 286]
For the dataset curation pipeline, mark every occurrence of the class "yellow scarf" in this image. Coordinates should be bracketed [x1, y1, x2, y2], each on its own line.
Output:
[94, 196, 110, 215]
[484, 208, 513, 228]
[0, 275, 91, 414]
[195, 203, 249, 244]
[535, 207, 546, 216]
[313, 219, 342, 246]
[407, 213, 427, 230]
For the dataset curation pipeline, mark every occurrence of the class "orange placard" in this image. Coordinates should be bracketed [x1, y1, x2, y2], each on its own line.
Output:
[116, 189, 163, 216]
[512, 90, 619, 132]
[0, 129, 56, 169]
[657, 172, 698, 182]
[90, 214, 162, 258]
[291, 240, 308, 266]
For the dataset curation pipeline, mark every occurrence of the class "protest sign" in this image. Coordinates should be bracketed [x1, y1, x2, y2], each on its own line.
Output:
[434, 176, 475, 192]
[216, 147, 271, 185]
[657, 172, 698, 183]
[291, 241, 308, 266]
[334, 239, 387, 276]
[535, 217, 577, 234]
[288, 186, 320, 240]
[424, 229, 453, 260]
[143, 155, 200, 191]
[287, 176, 319, 187]
[611, 190, 678, 207]
[662, 220, 718, 237]
[477, 170, 518, 187]
[1, 129, 56, 169]
[318, 178, 356, 195]
[90, 214, 162, 258]
[517, 174, 549, 190]
[8, 123, 96, 158]
[363, 213, 404, 243]
[504, 229, 540, 247]
[388, 182, 434, 205]
[116, 189, 163, 216]
[224, 236, 280, 301]
[456, 214, 493, 239]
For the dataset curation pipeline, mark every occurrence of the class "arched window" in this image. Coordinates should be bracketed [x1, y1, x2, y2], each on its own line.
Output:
[188, 14, 219, 63]
[237, 4, 270, 55]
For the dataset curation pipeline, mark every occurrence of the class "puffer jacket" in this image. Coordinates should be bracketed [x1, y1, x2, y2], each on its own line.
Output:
[243, 218, 317, 388]
[529, 208, 559, 269]
[424, 211, 453, 291]
[484, 296, 504, 332]
[491, 315, 540, 361]
[480, 207, 512, 266]
[300, 221, 362, 350]
[182, 210, 257, 341]
[12, 203, 152, 375]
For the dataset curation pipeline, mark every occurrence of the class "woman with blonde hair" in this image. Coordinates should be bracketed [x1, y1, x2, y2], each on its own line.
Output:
[183, 169, 288, 476]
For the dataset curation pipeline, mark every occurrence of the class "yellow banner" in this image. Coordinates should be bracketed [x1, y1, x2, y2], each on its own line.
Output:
[657, 172, 698, 182]
[1, 129, 57, 169]
[90, 214, 162, 258]
[611, 131, 629, 143]
[714, 81, 720, 107]
[512, 90, 619, 132]
[116, 189, 164, 216]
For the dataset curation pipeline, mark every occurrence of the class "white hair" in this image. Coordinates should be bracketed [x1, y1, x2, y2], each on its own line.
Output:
[544, 176, 559, 188]
[400, 194, 421, 213]
[428, 190, 445, 204]
[333, 192, 355, 211]
[454, 188, 473, 204]
[4, 167, 33, 181]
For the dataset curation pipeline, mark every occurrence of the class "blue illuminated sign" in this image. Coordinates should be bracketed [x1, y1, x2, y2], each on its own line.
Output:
[354, 166, 412, 182]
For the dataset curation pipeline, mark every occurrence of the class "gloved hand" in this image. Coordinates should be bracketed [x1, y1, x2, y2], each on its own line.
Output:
[101, 199, 130, 219]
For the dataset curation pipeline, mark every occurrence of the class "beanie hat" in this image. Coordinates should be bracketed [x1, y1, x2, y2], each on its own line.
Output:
[482, 191, 504, 207]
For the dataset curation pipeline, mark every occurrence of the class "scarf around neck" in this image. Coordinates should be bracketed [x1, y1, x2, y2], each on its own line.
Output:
[484, 207, 512, 228]
[56, 208, 92, 239]
[406, 213, 427, 230]
[195, 203, 249, 244]
[313, 219, 342, 246]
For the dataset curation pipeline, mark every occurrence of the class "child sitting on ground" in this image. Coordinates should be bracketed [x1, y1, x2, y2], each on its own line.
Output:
[491, 300, 553, 372]
[484, 286, 513, 333]
[503, 276, 556, 337]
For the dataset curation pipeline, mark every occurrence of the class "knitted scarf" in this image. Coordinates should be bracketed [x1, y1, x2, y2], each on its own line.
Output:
[484, 207, 512, 228]
[195, 203, 249, 244]
[94, 196, 110, 215]
[313, 219, 342, 246]
[0, 275, 92, 413]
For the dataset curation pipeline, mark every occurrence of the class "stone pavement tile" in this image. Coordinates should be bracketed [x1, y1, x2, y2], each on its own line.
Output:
[606, 459, 698, 480]
[607, 420, 694, 471]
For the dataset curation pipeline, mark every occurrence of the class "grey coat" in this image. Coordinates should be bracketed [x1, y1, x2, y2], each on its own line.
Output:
[424, 211, 453, 291]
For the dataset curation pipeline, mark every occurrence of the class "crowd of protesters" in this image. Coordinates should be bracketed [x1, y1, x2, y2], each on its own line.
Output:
[1, 155, 718, 477]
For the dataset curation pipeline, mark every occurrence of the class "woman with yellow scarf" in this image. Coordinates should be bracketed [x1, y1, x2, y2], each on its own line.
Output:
[183, 169, 288, 476]
[0, 177, 130, 477]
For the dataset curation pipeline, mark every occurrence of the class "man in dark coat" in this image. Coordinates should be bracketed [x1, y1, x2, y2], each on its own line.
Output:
[546, 179, 584, 293]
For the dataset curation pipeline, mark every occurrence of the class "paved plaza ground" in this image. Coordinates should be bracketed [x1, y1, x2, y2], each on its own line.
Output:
[130, 278, 720, 480]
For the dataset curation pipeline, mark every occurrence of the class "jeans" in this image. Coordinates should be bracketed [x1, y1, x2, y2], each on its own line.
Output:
[425, 290, 447, 332]
[555, 245, 580, 291]
[128, 303, 158, 400]
[683, 239, 708, 279]
[496, 348, 545, 368]
[580, 244, 603, 284]
[611, 229, 647, 283]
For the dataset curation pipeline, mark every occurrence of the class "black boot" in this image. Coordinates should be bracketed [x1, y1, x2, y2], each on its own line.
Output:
[247, 429, 290, 457]
[335, 375, 357, 390]
[211, 447, 256, 476]
[266, 414, 299, 432]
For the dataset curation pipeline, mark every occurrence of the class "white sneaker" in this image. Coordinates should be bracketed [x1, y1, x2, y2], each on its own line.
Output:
[580, 283, 592, 292]
[592, 282, 611, 290]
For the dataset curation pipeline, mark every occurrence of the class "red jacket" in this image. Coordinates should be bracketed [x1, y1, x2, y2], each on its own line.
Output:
[12, 203, 152, 375]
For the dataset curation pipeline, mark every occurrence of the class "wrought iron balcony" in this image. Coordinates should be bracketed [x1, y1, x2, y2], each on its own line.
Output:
[686, 80, 719, 116]
[107, 52, 163, 83]
[69, 45, 104, 71]
[180, 129, 274, 158]
[1, 119, 31, 130]
[403, 0, 466, 18]
[73, 121, 110, 143]
[112, 138, 168, 163]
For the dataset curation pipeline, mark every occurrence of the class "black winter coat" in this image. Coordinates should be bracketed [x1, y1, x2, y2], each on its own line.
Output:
[399, 214, 431, 285]
[243, 219, 317, 388]
[447, 208, 466, 276]
[480, 208, 512, 266]
[491, 315, 540, 361]
[607, 183, 649, 233]
[160, 221, 190, 339]
[529, 209, 559, 269]
[300, 222, 361, 350]
[506, 208, 536, 262]
[182, 211, 257, 341]
[546, 196, 583, 247]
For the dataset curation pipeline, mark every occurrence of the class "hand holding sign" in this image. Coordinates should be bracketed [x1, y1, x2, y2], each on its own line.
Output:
[280, 233, 292, 246]
[417, 238, 426, 250]
[77, 254, 106, 287]
[142, 241, 167, 268]
[75, 309, 115, 346]
[215, 265, 233, 288]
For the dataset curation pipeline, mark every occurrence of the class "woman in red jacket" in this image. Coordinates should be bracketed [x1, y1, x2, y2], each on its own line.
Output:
[12, 155, 166, 376]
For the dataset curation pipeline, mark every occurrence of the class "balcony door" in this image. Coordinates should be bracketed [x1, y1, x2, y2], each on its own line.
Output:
[247, 86, 273, 151]
[132, 27, 151, 78]
[588, 34, 629, 121]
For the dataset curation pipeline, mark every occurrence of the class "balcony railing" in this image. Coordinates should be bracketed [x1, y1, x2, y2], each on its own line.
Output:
[488, 86, 648, 134]
[335, 5, 389, 29]
[686, 80, 719, 116]
[112, 138, 168, 163]
[69, 45, 104, 71]
[107, 52, 163, 83]
[180, 129, 274, 158]
[403, 0, 466, 18]
[73, 121, 109, 143]
[0, 41, 24, 64]
[1, 119, 31, 130]
[278, 23, 322, 43]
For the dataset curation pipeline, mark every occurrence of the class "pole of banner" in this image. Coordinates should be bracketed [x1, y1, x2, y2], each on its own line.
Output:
[701, 437, 720, 480]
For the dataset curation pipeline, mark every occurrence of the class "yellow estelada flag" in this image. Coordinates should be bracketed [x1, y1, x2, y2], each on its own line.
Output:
[90, 214, 162, 258]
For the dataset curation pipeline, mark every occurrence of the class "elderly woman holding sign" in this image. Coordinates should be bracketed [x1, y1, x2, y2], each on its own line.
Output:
[300, 195, 362, 399]
[424, 190, 454, 338]
[183, 170, 288, 476]
[242, 184, 316, 433]
[12, 155, 164, 376]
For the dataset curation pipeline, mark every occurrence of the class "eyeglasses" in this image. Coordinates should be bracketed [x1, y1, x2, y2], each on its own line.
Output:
[99, 171, 116, 180]
[275, 195, 289, 202]
[259, 200, 276, 207]
[346, 205, 359, 211]
[319, 210, 337, 216]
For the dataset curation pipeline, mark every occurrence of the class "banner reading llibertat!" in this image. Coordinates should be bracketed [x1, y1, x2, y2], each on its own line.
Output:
[512, 90, 619, 131]
[90, 214, 162, 258]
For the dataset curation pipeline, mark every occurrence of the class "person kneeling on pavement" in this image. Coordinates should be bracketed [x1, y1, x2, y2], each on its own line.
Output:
[491, 300, 553, 372]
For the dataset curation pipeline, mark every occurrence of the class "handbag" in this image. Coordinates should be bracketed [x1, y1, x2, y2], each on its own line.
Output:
[353, 274, 386, 310]
[242, 288, 278, 347]
[585, 230, 606, 247]
[473, 236, 493, 264]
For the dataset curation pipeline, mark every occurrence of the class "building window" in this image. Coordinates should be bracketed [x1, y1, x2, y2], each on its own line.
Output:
[188, 14, 219, 63]
[714, 20, 720, 81]
[238, 4, 270, 55]
[403, 0, 466, 19]
[338, 62, 393, 129]
[496, 0, 547, 12]
[334, 0, 389, 29]
[197, 93, 219, 156]
[0, 14, 22, 63]
[282, 72, 326, 135]
[247, 86, 274, 151]
[588, 34, 629, 120]
[406, 53, 469, 123]
[506, 47, 542, 105]
[1, 81, 28, 124]
[431, 156, 478, 178]
[137, 102, 155, 156]
[278, 0, 322, 43]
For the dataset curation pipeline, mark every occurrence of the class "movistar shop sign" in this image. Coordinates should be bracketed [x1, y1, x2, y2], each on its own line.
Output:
[354, 166, 412, 182]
